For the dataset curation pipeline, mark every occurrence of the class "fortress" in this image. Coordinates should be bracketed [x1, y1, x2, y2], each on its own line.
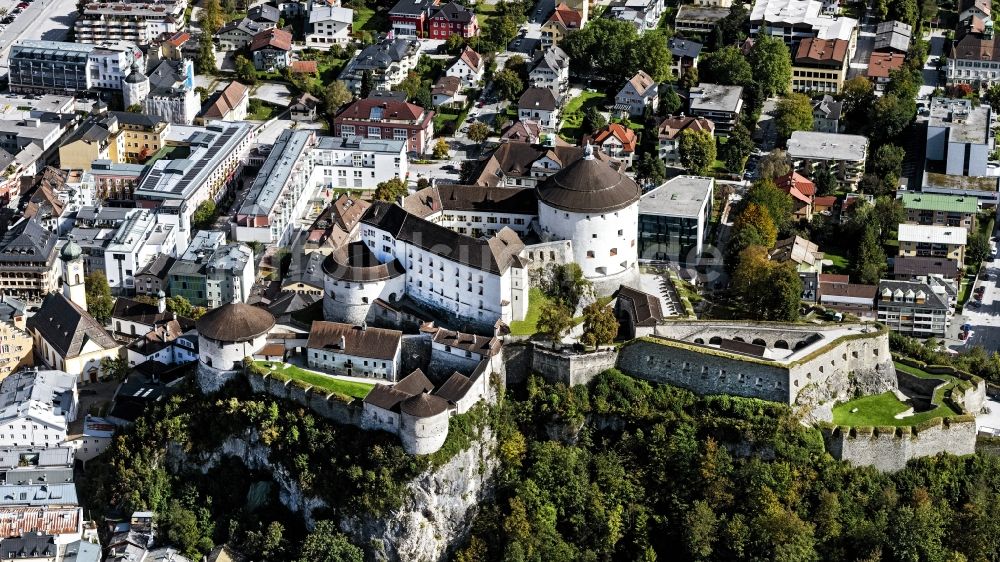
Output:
[616, 321, 897, 417]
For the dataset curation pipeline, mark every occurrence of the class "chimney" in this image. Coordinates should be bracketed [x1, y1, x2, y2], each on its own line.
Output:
[339, 335, 346, 349]
[361, 321, 367, 331]
[157, 293, 166, 314]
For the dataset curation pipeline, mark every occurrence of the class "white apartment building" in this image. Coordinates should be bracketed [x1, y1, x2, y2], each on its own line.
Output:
[133, 121, 255, 244]
[234, 131, 408, 245]
[529, 46, 570, 91]
[749, 0, 858, 55]
[75, 0, 185, 44]
[0, 369, 77, 449]
[306, 2, 353, 46]
[306, 321, 402, 381]
[102, 209, 177, 293]
[8, 40, 144, 96]
[786, 130, 869, 185]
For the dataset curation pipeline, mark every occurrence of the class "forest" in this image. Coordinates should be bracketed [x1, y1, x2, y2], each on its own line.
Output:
[80, 365, 1000, 562]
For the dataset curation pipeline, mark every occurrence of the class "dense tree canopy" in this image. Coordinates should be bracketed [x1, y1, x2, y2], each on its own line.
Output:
[774, 93, 814, 141]
[748, 34, 792, 97]
[678, 129, 717, 176]
[697, 46, 753, 86]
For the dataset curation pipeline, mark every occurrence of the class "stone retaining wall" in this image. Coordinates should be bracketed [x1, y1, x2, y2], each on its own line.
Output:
[246, 369, 363, 427]
[532, 346, 619, 387]
[822, 417, 977, 472]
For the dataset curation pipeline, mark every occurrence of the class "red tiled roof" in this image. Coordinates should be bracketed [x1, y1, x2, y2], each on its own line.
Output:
[336, 97, 427, 122]
[775, 172, 816, 203]
[656, 114, 714, 140]
[249, 28, 292, 52]
[814, 195, 838, 207]
[290, 60, 318, 73]
[866, 52, 906, 78]
[202, 81, 248, 119]
[794, 38, 849, 65]
[458, 46, 481, 70]
[546, 2, 582, 29]
[593, 123, 637, 152]
[165, 31, 190, 47]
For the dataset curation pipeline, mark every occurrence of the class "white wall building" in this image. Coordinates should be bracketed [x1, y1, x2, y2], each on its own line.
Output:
[102, 209, 177, 293]
[306, 2, 354, 46]
[75, 1, 185, 44]
[0, 369, 77, 448]
[306, 321, 402, 381]
[925, 97, 992, 177]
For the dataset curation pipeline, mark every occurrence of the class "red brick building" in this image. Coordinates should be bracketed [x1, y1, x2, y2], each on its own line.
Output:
[333, 97, 436, 155]
[427, 1, 479, 39]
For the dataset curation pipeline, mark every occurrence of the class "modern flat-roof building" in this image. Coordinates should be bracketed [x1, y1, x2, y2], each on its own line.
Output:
[921, 172, 999, 206]
[674, 5, 729, 33]
[900, 192, 977, 229]
[749, 0, 858, 54]
[0, 369, 77, 448]
[167, 231, 254, 307]
[688, 83, 743, 132]
[74, 0, 185, 44]
[638, 175, 715, 263]
[876, 279, 950, 338]
[897, 223, 968, 267]
[791, 38, 850, 93]
[8, 40, 144, 98]
[132, 121, 254, 245]
[925, 97, 992, 177]
[786, 131, 868, 185]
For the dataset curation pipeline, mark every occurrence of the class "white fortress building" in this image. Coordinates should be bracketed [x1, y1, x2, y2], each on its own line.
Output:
[195, 302, 276, 392]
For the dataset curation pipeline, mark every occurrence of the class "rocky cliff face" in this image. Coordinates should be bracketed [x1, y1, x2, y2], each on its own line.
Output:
[168, 427, 498, 562]
[342, 427, 498, 562]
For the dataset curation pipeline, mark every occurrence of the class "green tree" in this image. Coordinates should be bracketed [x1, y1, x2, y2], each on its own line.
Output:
[200, 0, 223, 33]
[85, 271, 113, 324]
[854, 224, 887, 284]
[629, 30, 673, 82]
[394, 71, 422, 100]
[543, 263, 591, 308]
[984, 83, 1000, 112]
[726, 203, 778, 268]
[731, 245, 802, 321]
[748, 34, 792, 97]
[561, 19, 639, 83]
[297, 521, 363, 562]
[195, 33, 216, 74]
[660, 86, 682, 115]
[774, 93, 814, 141]
[191, 200, 217, 230]
[244, 521, 287, 560]
[580, 303, 618, 349]
[126, 104, 142, 113]
[445, 33, 465, 54]
[493, 69, 524, 101]
[811, 162, 838, 196]
[758, 149, 791, 180]
[582, 106, 607, 134]
[325, 80, 353, 115]
[872, 195, 904, 244]
[684, 500, 717, 561]
[678, 129, 716, 175]
[536, 301, 574, 341]
[360, 70, 374, 98]
[698, 46, 753, 86]
[721, 122, 754, 172]
[99, 356, 128, 380]
[839, 76, 875, 131]
[634, 152, 666, 186]
[741, 179, 794, 232]
[166, 295, 195, 318]
[374, 177, 408, 201]
[680, 66, 699, 90]
[234, 55, 257, 84]
[863, 143, 906, 196]
[433, 137, 450, 159]
[467, 121, 490, 143]
[968, 230, 992, 265]
[159, 500, 214, 560]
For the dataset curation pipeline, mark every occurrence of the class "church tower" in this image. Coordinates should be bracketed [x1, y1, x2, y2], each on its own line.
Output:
[60, 239, 87, 311]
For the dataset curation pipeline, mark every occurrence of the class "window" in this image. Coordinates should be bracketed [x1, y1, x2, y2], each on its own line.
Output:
[586, 251, 595, 258]
[610, 248, 617, 256]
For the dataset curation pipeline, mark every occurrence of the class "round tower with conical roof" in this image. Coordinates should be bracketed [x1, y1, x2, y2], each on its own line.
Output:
[122, 61, 150, 109]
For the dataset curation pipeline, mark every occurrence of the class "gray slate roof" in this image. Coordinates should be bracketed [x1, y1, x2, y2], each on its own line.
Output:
[26, 294, 117, 358]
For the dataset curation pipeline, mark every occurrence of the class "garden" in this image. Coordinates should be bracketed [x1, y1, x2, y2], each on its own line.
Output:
[255, 360, 375, 400]
[831, 361, 961, 427]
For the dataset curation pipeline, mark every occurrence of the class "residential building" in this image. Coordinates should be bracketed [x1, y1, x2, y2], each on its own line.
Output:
[688, 83, 744, 132]
[132, 121, 254, 239]
[445, 47, 483, 88]
[900, 193, 976, 233]
[866, 51, 906, 92]
[812, 95, 843, 133]
[198, 81, 250, 123]
[249, 28, 293, 71]
[427, 2, 479, 39]
[0, 218, 60, 303]
[388, 0, 436, 36]
[58, 115, 122, 172]
[922, 172, 1000, 206]
[959, 0, 990, 23]
[674, 5, 730, 33]
[311, 135, 409, 192]
[247, 3, 281, 28]
[470, 141, 598, 188]
[638, 175, 715, 263]
[769, 235, 823, 300]
[528, 46, 570, 91]
[338, 37, 421, 94]
[102, 209, 177, 292]
[775, 171, 817, 220]
[334, 96, 434, 154]
[791, 38, 849, 93]
[614, 71, 658, 118]
[0, 369, 77, 448]
[215, 18, 265, 51]
[167, 234, 254, 307]
[589, 123, 637, 168]
[606, 0, 665, 34]
[157, 31, 191, 61]
[74, 0, 185, 44]
[8, 40, 144, 98]
[541, 3, 583, 48]
[749, 0, 858, 54]
[290, 92, 321, 121]
[0, 317, 32, 383]
[926, 97, 992, 177]
[0, 113, 75, 162]
[402, 183, 537, 237]
[89, 160, 146, 202]
[656, 114, 715, 163]
[668, 38, 702, 78]
[143, 59, 200, 125]
[786, 130, 868, 185]
[124, 317, 197, 368]
[818, 274, 876, 317]
[111, 111, 169, 163]
[306, 2, 354, 46]
[134, 253, 175, 296]
[431, 76, 465, 108]
[517, 87, 560, 131]
[27, 243, 120, 383]
[876, 279, 950, 338]
[893, 256, 962, 281]
[874, 20, 912, 53]
[306, 321, 403, 381]
[897, 223, 968, 267]
[500, 121, 542, 144]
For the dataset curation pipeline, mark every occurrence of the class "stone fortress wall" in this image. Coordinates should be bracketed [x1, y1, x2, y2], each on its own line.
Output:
[821, 418, 978, 472]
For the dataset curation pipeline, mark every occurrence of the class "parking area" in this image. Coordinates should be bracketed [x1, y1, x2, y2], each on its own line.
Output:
[0, 0, 77, 69]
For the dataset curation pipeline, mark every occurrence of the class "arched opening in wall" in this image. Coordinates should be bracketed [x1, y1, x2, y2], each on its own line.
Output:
[752, 338, 766, 347]
[205, 357, 213, 367]
[388, 292, 398, 302]
[794, 340, 809, 350]
[694, 338, 704, 344]
[74, 274, 80, 284]
[709, 336, 722, 345]
[733, 337, 745, 342]
[774, 340, 789, 349]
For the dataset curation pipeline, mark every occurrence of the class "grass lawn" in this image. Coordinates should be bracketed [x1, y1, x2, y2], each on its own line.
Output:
[248, 102, 276, 121]
[831, 362, 959, 427]
[824, 252, 850, 273]
[352, 5, 386, 32]
[559, 91, 608, 142]
[510, 287, 549, 336]
[256, 361, 374, 400]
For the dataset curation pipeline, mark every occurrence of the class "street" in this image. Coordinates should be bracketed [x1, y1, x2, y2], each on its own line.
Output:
[918, 29, 946, 99]
[951, 253, 1000, 354]
[0, 0, 76, 70]
[847, 10, 875, 80]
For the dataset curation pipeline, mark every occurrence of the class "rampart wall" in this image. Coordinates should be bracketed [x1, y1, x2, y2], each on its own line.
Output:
[821, 417, 977, 472]
[532, 346, 618, 387]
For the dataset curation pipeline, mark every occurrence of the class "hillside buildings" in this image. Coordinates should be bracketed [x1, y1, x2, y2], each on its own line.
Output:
[306, 321, 403, 381]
